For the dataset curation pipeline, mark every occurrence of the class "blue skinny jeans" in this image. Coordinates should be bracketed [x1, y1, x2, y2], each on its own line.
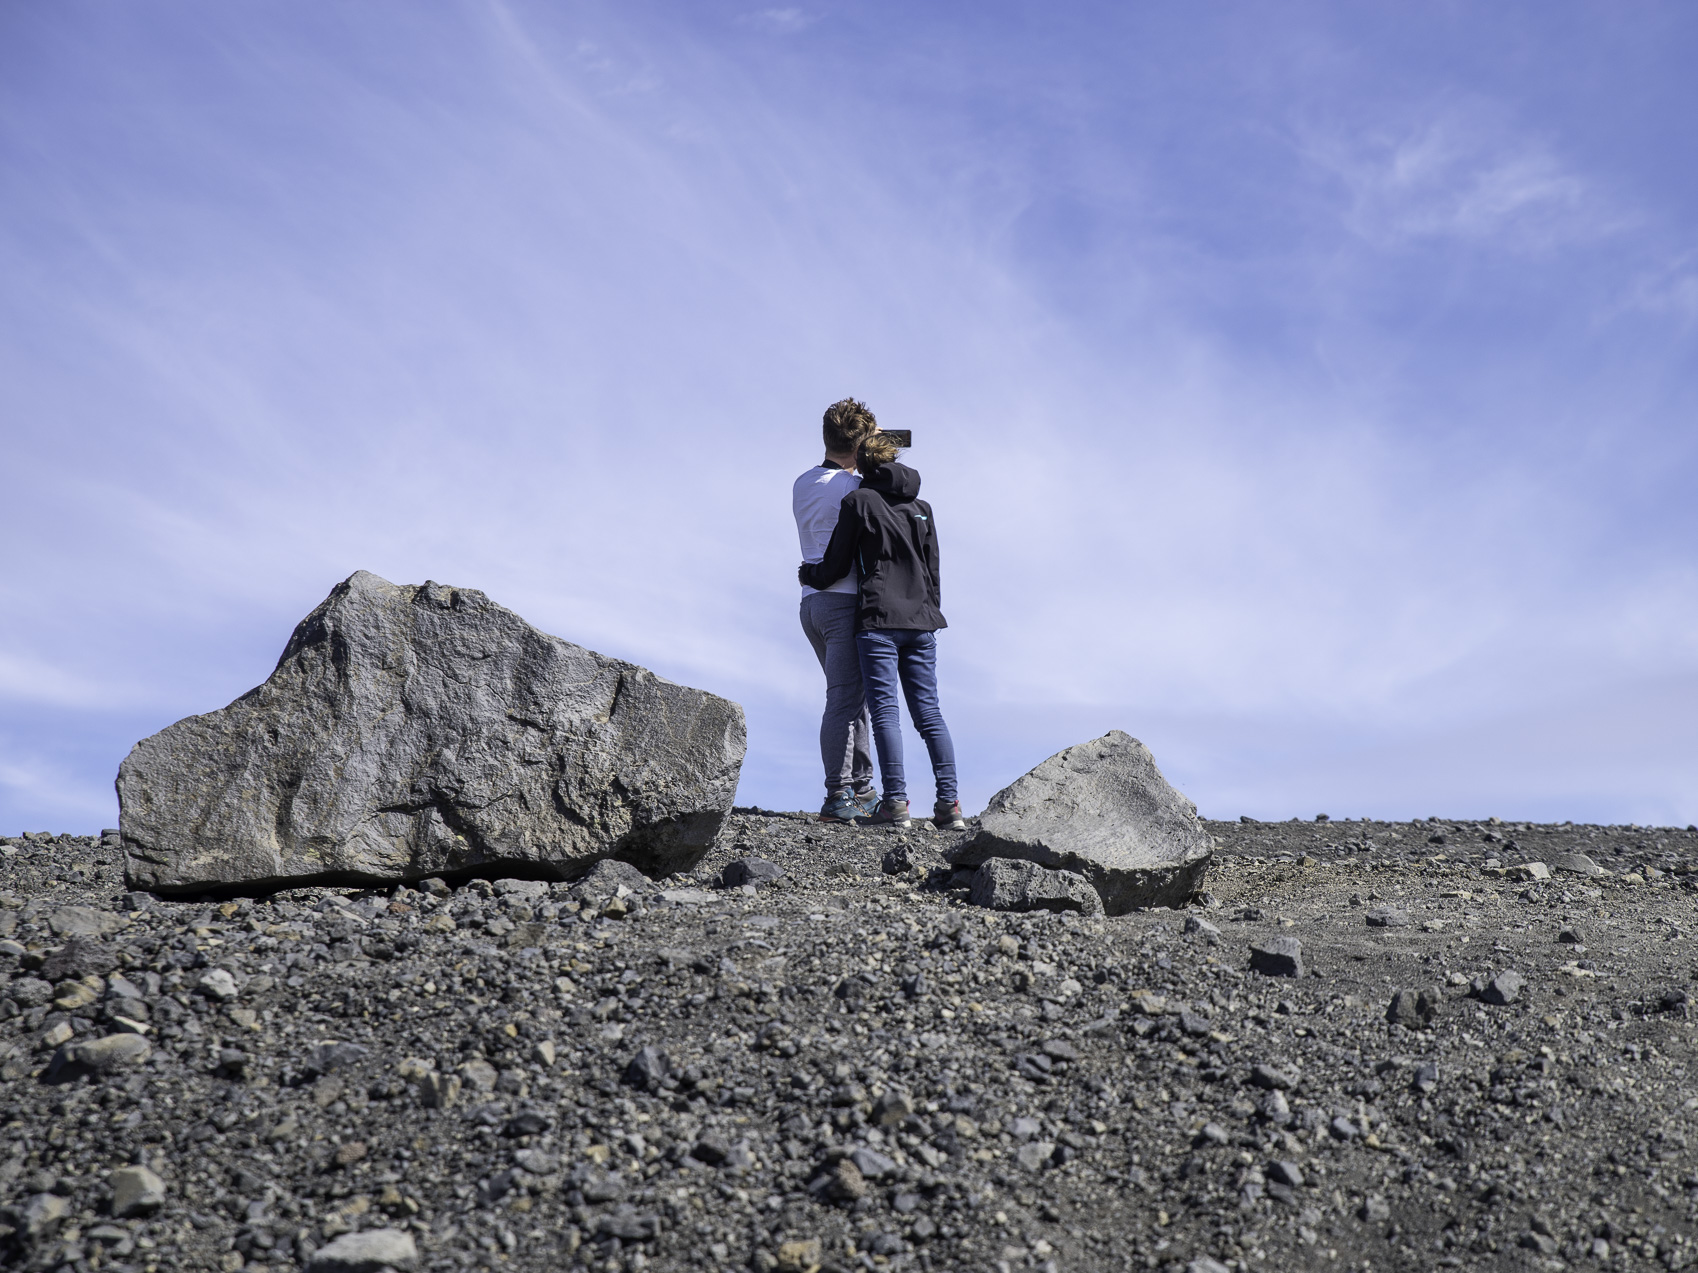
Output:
[853, 628, 957, 805]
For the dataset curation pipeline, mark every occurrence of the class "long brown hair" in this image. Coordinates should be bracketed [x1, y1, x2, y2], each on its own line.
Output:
[856, 431, 903, 476]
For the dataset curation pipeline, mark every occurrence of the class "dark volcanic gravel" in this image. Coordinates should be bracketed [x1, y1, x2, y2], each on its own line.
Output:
[1, 813, 1695, 1272]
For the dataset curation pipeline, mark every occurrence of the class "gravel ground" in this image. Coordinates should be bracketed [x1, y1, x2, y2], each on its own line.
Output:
[1, 812, 1695, 1273]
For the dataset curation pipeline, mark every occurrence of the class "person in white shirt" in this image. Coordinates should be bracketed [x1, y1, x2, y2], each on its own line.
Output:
[794, 398, 881, 821]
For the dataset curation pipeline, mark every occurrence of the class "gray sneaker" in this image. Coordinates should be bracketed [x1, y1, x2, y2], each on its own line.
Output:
[933, 799, 966, 831]
[858, 797, 911, 829]
[819, 788, 859, 823]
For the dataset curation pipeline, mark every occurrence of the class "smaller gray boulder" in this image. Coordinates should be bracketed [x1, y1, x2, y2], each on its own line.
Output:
[1550, 852, 1604, 877]
[946, 732, 1210, 913]
[969, 858, 1104, 917]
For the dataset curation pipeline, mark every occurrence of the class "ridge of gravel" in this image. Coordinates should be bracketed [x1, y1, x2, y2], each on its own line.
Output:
[0, 813, 1694, 1273]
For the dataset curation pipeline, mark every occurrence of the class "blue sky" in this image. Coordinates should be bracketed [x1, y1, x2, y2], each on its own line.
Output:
[3, 1, 1696, 833]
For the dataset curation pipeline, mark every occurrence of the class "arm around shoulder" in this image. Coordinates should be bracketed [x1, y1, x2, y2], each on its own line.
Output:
[799, 494, 863, 590]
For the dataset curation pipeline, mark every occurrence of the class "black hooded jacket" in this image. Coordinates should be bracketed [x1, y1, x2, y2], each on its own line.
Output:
[798, 462, 946, 632]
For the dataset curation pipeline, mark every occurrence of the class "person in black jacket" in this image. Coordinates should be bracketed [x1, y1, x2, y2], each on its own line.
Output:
[798, 432, 962, 830]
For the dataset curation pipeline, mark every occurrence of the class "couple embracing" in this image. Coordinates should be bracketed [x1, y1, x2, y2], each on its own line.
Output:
[793, 398, 962, 831]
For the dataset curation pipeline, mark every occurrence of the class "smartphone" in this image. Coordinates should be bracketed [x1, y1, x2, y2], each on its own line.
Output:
[882, 429, 912, 447]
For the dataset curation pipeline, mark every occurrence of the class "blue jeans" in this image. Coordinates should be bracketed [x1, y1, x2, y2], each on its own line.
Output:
[854, 628, 957, 805]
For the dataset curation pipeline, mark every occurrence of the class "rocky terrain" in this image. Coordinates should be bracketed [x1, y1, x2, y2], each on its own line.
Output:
[2, 812, 1696, 1273]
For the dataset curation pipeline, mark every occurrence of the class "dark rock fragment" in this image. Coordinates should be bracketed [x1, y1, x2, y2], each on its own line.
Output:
[813, 1156, 867, 1202]
[623, 1045, 671, 1092]
[597, 1206, 658, 1241]
[503, 1110, 551, 1137]
[1477, 971, 1524, 1006]
[570, 859, 651, 903]
[1386, 986, 1442, 1029]
[968, 857, 1104, 916]
[1249, 1063, 1297, 1090]
[721, 858, 783, 888]
[690, 1136, 729, 1165]
[881, 844, 916, 875]
[303, 1041, 369, 1078]
[1248, 937, 1304, 978]
[40, 937, 118, 981]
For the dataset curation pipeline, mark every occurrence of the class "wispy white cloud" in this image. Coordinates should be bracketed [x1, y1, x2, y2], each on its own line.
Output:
[1622, 250, 1698, 325]
[0, 652, 113, 710]
[1299, 105, 1621, 251]
[737, 8, 816, 35]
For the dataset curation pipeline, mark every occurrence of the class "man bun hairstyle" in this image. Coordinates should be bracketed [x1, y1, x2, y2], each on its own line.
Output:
[856, 430, 903, 476]
[823, 398, 878, 455]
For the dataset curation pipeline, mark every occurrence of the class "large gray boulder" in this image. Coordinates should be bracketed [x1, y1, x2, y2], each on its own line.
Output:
[946, 731, 1210, 914]
[118, 572, 746, 893]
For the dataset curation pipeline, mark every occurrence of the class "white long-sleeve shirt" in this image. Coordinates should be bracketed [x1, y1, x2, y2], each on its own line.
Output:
[793, 463, 862, 596]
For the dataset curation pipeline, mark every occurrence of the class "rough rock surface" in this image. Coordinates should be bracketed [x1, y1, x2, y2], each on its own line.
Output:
[117, 572, 747, 894]
[946, 732, 1211, 914]
[968, 858, 1104, 917]
[1, 812, 1695, 1272]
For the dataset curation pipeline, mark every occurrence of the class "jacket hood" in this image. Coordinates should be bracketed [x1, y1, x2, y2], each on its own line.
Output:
[860, 461, 921, 503]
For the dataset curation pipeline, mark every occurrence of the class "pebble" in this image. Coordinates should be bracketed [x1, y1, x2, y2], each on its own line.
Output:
[18, 1193, 69, 1237]
[306, 1227, 419, 1272]
[196, 968, 239, 1001]
[1479, 971, 1524, 1006]
[1248, 936, 1304, 977]
[1365, 906, 1408, 928]
[722, 858, 784, 888]
[109, 1165, 167, 1217]
[46, 906, 125, 938]
[1250, 1063, 1297, 1090]
[1017, 1141, 1057, 1171]
[55, 1032, 152, 1075]
[1267, 1160, 1304, 1187]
